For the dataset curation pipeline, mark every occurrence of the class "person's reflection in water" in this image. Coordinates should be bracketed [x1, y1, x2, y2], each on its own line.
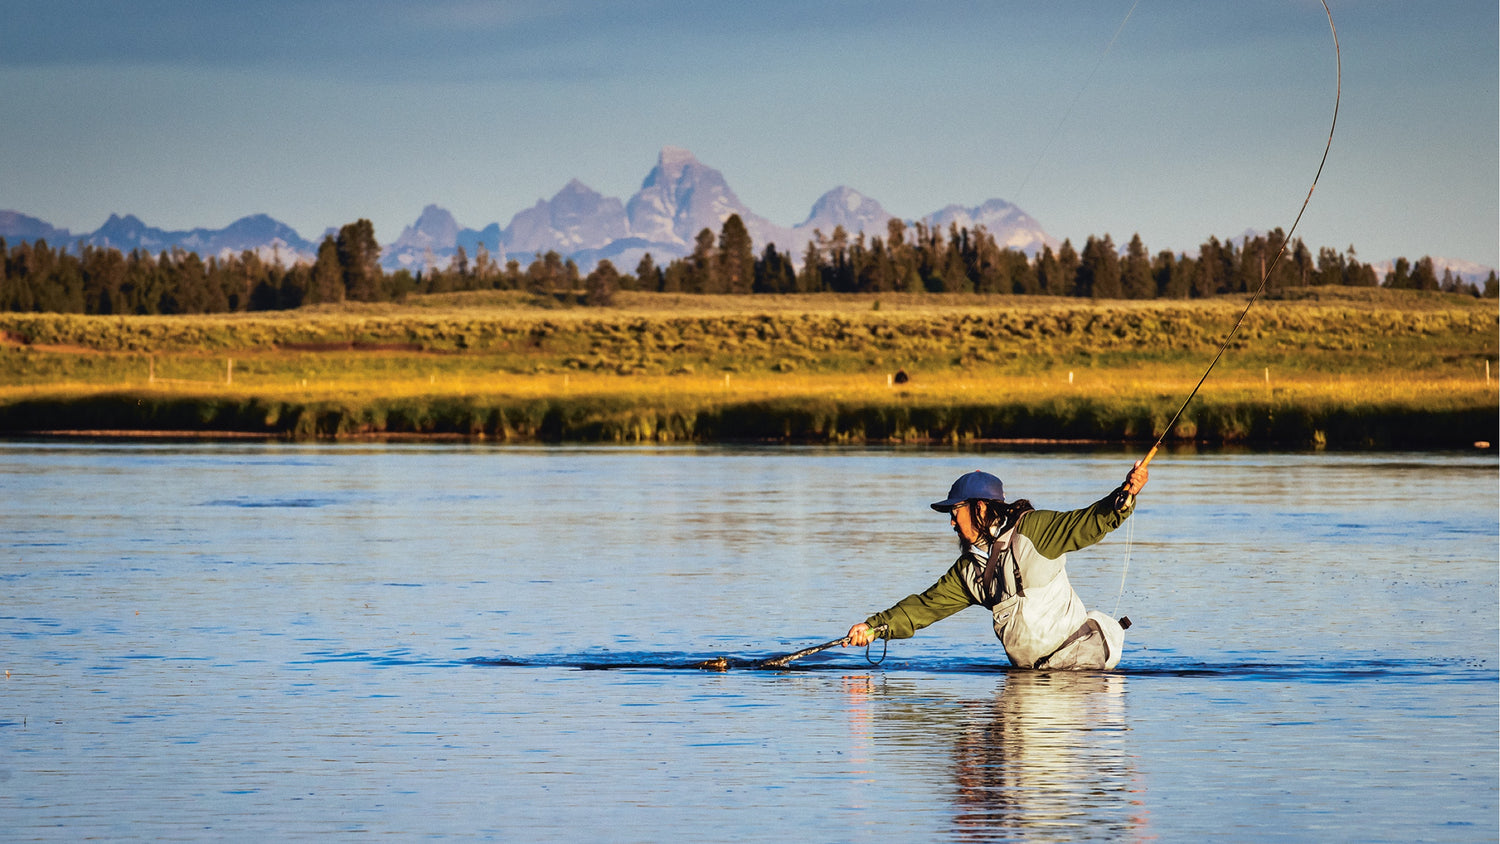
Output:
[949, 672, 1144, 842]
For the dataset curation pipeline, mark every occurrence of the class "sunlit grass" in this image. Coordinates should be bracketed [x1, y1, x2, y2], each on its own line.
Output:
[1, 289, 1493, 444]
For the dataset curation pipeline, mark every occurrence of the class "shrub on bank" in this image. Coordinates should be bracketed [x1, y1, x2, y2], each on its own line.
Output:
[0, 389, 1490, 449]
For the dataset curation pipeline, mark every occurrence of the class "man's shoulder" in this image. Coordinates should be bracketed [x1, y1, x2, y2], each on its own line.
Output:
[1014, 507, 1064, 535]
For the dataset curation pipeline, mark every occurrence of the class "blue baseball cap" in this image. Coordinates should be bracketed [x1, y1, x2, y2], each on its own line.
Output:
[930, 470, 1005, 512]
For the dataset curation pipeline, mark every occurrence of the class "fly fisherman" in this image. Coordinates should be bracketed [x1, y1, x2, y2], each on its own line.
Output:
[846, 464, 1148, 670]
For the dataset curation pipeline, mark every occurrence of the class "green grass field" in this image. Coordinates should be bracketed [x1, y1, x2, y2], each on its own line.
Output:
[1, 288, 1494, 447]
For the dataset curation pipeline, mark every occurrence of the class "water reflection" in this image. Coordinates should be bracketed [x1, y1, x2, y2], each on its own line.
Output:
[851, 672, 1143, 842]
[4, 444, 1493, 840]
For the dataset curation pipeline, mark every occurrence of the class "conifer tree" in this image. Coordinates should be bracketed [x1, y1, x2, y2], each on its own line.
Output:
[969, 227, 1006, 294]
[754, 243, 795, 294]
[310, 236, 345, 304]
[1056, 239, 1080, 297]
[527, 251, 568, 298]
[1290, 238, 1314, 287]
[1121, 234, 1153, 299]
[122, 249, 162, 313]
[1034, 245, 1060, 296]
[472, 243, 495, 288]
[885, 218, 919, 292]
[798, 232, 826, 293]
[1315, 246, 1343, 286]
[1005, 249, 1037, 295]
[825, 226, 854, 292]
[635, 253, 663, 292]
[336, 219, 382, 301]
[12, 255, 38, 311]
[688, 228, 719, 293]
[502, 259, 523, 290]
[525, 253, 551, 297]
[662, 258, 689, 293]
[1410, 256, 1440, 291]
[1154, 250, 1189, 298]
[1192, 240, 1222, 298]
[452, 245, 471, 286]
[717, 214, 755, 294]
[585, 259, 620, 306]
[81, 245, 127, 314]
[859, 235, 895, 293]
[1078, 235, 1120, 298]
[939, 231, 972, 293]
[1343, 246, 1378, 287]
[1386, 257, 1412, 289]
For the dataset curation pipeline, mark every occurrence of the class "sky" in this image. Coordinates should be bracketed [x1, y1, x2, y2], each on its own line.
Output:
[1, 0, 1495, 268]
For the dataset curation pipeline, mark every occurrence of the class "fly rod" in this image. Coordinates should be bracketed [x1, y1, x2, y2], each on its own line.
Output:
[691, 625, 890, 671]
[1138, 0, 1340, 471]
[756, 624, 889, 669]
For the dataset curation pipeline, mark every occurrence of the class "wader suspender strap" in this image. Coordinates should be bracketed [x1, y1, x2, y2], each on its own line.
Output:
[980, 520, 1023, 603]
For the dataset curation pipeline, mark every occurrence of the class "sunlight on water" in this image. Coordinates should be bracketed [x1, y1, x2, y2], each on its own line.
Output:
[1, 443, 1495, 840]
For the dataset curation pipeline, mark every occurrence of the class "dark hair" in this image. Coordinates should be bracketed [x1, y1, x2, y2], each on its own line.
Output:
[975, 498, 1034, 540]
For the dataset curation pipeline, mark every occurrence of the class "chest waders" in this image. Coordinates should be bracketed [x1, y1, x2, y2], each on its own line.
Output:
[972, 518, 1124, 670]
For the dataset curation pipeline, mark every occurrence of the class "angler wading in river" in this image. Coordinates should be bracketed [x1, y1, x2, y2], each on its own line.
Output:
[846, 463, 1148, 670]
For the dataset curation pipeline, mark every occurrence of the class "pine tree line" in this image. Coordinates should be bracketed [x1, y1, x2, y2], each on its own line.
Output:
[2, 214, 1493, 315]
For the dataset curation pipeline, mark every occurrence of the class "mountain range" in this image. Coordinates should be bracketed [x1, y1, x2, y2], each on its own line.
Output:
[380, 147, 1057, 275]
[1, 147, 1493, 285]
[0, 147, 1055, 275]
[0, 209, 318, 267]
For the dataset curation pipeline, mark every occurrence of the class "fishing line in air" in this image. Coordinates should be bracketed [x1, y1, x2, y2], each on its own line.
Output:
[951, 0, 1140, 289]
[1011, 0, 1142, 204]
[1114, 0, 1342, 609]
[1113, 515, 1134, 617]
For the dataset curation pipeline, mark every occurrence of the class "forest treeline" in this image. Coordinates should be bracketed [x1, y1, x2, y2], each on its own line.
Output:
[1, 214, 1494, 315]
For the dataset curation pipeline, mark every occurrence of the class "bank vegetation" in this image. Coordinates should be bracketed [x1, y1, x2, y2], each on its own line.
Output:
[1, 287, 1493, 448]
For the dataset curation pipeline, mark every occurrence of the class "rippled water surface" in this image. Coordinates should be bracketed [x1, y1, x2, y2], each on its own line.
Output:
[2, 443, 1495, 840]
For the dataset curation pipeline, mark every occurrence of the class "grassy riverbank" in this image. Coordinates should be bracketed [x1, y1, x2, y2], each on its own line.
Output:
[1, 288, 1494, 447]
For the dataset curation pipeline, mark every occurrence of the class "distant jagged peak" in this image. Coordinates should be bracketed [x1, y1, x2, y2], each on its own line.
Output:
[801, 186, 892, 229]
[557, 177, 598, 196]
[925, 198, 1055, 256]
[814, 185, 864, 211]
[413, 203, 459, 233]
[639, 146, 734, 200]
[218, 213, 304, 242]
[543, 179, 620, 217]
[926, 198, 1035, 231]
[650, 146, 700, 185]
[504, 178, 628, 256]
[391, 204, 461, 252]
[973, 197, 1020, 212]
[0, 210, 73, 242]
[222, 212, 276, 227]
[627, 146, 750, 247]
[99, 212, 149, 231]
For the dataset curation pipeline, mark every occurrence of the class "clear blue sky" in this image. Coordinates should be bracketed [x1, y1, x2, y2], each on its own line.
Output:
[2, 1, 1495, 268]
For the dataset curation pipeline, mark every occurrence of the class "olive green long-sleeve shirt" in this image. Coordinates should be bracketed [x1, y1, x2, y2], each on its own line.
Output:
[865, 491, 1133, 639]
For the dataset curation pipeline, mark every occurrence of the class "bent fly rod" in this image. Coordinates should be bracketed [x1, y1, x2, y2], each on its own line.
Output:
[1138, 0, 1341, 471]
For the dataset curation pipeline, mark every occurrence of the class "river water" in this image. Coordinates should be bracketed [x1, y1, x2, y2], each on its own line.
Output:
[2, 442, 1495, 841]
